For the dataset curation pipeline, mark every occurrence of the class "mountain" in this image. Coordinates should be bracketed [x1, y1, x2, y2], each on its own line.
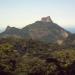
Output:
[0, 26, 21, 38]
[0, 16, 70, 45]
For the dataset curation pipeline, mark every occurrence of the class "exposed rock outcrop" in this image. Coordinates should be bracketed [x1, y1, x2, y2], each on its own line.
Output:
[41, 16, 53, 22]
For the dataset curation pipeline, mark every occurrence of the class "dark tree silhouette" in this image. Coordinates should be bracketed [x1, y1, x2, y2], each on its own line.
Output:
[46, 57, 67, 75]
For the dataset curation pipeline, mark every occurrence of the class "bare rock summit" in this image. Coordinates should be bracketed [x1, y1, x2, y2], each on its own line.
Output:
[41, 16, 53, 22]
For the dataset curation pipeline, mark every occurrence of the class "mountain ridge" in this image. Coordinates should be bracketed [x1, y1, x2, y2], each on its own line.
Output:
[0, 16, 71, 45]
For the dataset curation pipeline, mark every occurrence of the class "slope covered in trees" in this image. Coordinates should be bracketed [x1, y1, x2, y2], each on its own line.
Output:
[0, 37, 75, 75]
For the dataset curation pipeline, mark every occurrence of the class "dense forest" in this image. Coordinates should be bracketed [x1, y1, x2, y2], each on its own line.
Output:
[0, 37, 75, 75]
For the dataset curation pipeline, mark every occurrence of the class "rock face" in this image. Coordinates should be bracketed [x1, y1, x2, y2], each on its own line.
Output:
[41, 16, 53, 22]
[23, 21, 69, 45]
[0, 16, 70, 45]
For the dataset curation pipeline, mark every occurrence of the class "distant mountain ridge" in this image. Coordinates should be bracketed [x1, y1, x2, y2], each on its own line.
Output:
[0, 16, 71, 45]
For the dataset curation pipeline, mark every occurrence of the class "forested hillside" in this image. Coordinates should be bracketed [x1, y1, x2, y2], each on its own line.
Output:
[0, 37, 75, 75]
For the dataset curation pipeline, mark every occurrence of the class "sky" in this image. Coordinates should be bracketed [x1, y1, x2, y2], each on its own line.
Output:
[0, 0, 75, 32]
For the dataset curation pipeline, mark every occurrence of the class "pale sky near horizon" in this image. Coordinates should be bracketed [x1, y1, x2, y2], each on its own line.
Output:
[0, 0, 75, 30]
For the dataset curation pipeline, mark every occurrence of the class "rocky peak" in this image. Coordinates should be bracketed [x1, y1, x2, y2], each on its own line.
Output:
[5, 26, 20, 32]
[6, 26, 12, 30]
[41, 16, 53, 22]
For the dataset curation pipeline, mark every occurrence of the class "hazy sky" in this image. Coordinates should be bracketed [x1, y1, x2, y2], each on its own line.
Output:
[0, 0, 75, 29]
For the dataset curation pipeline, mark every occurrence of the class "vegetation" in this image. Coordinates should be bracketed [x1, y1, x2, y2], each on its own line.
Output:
[0, 37, 75, 75]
